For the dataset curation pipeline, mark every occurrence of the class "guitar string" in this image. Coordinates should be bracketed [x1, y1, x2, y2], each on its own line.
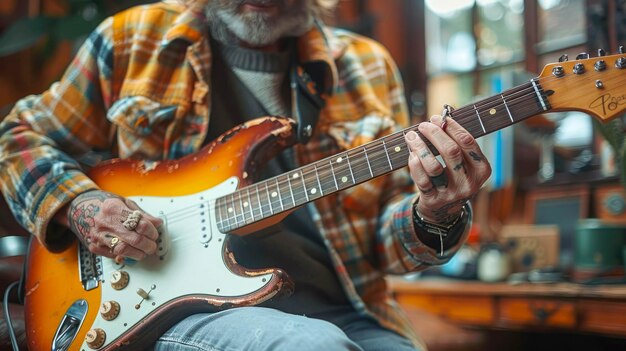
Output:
[143, 69, 617, 228]
[156, 76, 565, 227]
[157, 78, 547, 223]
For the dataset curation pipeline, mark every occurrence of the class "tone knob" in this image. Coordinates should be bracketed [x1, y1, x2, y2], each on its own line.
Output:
[110, 270, 130, 290]
[100, 300, 121, 321]
[85, 328, 106, 349]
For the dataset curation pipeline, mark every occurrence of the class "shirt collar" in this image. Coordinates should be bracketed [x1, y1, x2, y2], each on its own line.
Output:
[160, 1, 207, 50]
[296, 20, 344, 95]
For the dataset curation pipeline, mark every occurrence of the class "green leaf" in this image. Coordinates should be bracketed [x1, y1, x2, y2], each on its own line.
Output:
[0, 17, 52, 56]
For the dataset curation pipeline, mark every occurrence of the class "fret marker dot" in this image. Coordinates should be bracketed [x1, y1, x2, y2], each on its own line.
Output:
[292, 173, 299, 179]
[489, 108, 497, 115]
[228, 207, 233, 213]
[271, 192, 278, 198]
[310, 188, 317, 194]
[394, 146, 401, 152]
[243, 201, 249, 207]
[336, 157, 343, 163]
[341, 176, 348, 183]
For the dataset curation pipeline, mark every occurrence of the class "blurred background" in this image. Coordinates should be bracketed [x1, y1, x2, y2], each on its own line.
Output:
[1, 1, 626, 350]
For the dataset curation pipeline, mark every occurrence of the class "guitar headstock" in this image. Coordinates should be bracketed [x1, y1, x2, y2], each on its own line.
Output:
[538, 49, 626, 123]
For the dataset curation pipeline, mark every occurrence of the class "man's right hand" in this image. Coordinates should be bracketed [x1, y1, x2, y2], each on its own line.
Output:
[62, 190, 162, 261]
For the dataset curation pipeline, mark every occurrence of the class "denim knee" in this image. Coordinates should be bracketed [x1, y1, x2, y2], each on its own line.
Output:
[268, 317, 361, 351]
[154, 308, 362, 351]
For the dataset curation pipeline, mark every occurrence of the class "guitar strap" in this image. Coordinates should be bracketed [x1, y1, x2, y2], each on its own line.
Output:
[289, 44, 326, 145]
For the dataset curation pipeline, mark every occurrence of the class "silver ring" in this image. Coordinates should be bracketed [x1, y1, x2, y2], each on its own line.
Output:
[123, 210, 142, 231]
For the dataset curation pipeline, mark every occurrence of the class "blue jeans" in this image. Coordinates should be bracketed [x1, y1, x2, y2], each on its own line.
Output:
[153, 307, 419, 351]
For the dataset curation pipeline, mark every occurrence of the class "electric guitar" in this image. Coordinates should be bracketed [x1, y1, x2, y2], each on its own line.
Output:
[24, 53, 626, 350]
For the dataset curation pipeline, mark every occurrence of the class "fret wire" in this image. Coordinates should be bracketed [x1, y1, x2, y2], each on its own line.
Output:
[276, 178, 285, 211]
[329, 159, 339, 190]
[473, 104, 486, 133]
[255, 184, 264, 219]
[286, 174, 296, 206]
[265, 182, 274, 215]
[345, 153, 356, 184]
[382, 139, 393, 170]
[368, 140, 392, 176]
[229, 194, 239, 226]
[501, 94, 514, 123]
[363, 146, 373, 177]
[214, 198, 220, 230]
[216, 198, 225, 232]
[314, 163, 324, 196]
[225, 194, 232, 226]
[225, 197, 233, 230]
[237, 192, 247, 224]
[299, 170, 310, 202]
[246, 188, 255, 221]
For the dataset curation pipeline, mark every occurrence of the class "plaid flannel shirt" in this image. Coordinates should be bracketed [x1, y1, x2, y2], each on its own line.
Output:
[0, 1, 466, 347]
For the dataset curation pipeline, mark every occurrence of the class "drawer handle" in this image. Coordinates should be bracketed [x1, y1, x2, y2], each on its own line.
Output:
[530, 303, 560, 323]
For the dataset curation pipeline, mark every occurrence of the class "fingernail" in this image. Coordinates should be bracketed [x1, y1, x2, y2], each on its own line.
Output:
[430, 115, 442, 124]
[406, 131, 417, 141]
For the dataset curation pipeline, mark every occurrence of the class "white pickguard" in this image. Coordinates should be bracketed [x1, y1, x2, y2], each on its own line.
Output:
[80, 176, 273, 349]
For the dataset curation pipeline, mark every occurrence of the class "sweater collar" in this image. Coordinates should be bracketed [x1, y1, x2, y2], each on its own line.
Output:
[159, 3, 342, 94]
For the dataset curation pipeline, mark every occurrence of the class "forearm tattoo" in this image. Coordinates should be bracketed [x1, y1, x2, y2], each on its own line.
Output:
[69, 202, 99, 243]
[469, 151, 484, 162]
[68, 191, 118, 242]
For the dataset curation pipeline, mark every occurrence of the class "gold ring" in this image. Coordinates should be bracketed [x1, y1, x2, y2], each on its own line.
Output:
[109, 236, 120, 253]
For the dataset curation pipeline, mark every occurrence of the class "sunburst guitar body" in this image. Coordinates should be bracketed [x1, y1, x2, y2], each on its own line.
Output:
[24, 117, 298, 350]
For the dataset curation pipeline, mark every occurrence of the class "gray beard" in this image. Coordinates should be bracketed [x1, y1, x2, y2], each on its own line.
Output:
[205, 2, 315, 47]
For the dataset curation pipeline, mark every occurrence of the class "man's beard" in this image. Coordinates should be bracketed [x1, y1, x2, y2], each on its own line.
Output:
[205, 0, 316, 47]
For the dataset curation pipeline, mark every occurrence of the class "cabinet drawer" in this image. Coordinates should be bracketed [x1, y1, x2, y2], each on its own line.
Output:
[579, 301, 626, 336]
[498, 298, 576, 327]
[396, 294, 495, 326]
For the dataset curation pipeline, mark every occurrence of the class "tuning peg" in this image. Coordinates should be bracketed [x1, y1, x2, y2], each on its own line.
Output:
[576, 52, 590, 60]
[619, 45, 625, 54]
[597, 49, 606, 57]
[558, 54, 569, 62]
[595, 59, 607, 71]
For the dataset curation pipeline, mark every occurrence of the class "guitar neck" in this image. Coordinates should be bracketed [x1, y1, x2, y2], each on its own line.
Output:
[216, 79, 550, 233]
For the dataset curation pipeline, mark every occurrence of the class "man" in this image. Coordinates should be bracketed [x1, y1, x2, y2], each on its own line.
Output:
[0, 0, 491, 350]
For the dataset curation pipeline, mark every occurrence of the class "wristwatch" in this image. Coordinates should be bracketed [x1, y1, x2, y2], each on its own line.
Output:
[413, 200, 468, 256]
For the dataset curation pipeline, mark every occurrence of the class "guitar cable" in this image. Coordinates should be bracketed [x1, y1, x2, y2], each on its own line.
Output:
[2, 235, 31, 351]
[3, 280, 21, 351]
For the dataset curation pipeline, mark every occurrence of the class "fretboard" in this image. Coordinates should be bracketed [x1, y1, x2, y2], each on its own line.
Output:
[215, 79, 550, 233]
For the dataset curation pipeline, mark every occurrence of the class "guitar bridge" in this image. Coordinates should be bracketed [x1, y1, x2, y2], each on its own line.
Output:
[77, 243, 102, 291]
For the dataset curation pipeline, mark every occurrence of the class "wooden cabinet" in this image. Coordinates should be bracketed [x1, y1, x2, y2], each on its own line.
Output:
[390, 278, 626, 338]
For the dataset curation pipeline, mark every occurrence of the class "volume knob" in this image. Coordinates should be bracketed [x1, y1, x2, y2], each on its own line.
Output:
[100, 300, 121, 321]
[85, 328, 106, 349]
[110, 270, 130, 290]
